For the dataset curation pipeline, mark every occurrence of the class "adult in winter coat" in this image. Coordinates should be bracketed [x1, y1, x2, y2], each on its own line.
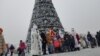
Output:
[9, 44, 15, 56]
[76, 34, 80, 44]
[87, 32, 95, 48]
[40, 31, 47, 55]
[63, 32, 71, 52]
[46, 32, 54, 54]
[80, 35, 86, 48]
[48, 28, 56, 40]
[17, 47, 22, 56]
[71, 28, 80, 51]
[96, 32, 100, 46]
[0, 28, 5, 56]
[19, 40, 26, 56]
[69, 35, 75, 51]
[75, 33, 81, 50]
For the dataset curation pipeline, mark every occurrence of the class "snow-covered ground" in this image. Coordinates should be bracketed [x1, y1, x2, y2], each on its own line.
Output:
[45, 47, 100, 56]
[7, 47, 100, 56]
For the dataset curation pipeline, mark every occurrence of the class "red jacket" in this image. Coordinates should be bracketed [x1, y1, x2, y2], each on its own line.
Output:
[76, 34, 80, 44]
[19, 42, 26, 50]
[53, 40, 60, 48]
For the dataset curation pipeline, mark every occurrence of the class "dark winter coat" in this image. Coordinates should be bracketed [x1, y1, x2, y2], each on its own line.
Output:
[9, 45, 15, 52]
[69, 35, 75, 48]
[87, 33, 93, 42]
[64, 34, 71, 46]
[40, 32, 47, 44]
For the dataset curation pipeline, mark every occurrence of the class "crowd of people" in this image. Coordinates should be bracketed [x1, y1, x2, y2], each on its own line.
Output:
[0, 27, 100, 56]
[40, 28, 100, 55]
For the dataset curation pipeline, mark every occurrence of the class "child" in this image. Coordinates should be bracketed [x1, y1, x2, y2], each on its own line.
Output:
[9, 44, 15, 56]
[53, 38, 61, 53]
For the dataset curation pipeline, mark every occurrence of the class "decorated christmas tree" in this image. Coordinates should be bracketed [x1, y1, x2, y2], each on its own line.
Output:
[26, 0, 64, 55]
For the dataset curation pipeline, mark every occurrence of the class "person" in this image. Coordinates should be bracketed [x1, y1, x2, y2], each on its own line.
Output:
[0, 28, 5, 56]
[87, 32, 95, 48]
[9, 44, 15, 56]
[71, 28, 80, 51]
[96, 32, 100, 46]
[59, 30, 64, 39]
[63, 32, 71, 52]
[40, 31, 47, 55]
[69, 35, 75, 51]
[48, 27, 56, 40]
[17, 47, 22, 56]
[75, 33, 81, 50]
[19, 40, 26, 56]
[46, 31, 54, 54]
[53, 38, 61, 53]
[56, 32, 61, 40]
[58, 30, 64, 52]
[80, 35, 87, 49]
[5, 44, 9, 56]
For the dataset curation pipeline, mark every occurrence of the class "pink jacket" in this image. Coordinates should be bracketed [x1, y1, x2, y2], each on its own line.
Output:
[53, 40, 60, 48]
[19, 42, 26, 50]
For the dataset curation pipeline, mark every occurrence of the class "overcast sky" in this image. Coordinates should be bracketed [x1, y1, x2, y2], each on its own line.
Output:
[0, 0, 100, 45]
